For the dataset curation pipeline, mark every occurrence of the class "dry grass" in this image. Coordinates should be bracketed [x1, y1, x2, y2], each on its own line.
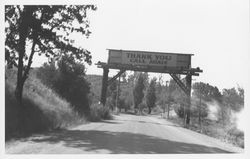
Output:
[5, 68, 86, 140]
[166, 115, 244, 148]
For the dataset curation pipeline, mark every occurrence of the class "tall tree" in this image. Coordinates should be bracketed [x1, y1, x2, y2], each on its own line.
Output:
[192, 82, 222, 126]
[222, 87, 244, 112]
[192, 82, 222, 103]
[121, 72, 136, 111]
[146, 78, 157, 114]
[192, 82, 208, 127]
[5, 5, 96, 104]
[133, 73, 146, 114]
[164, 79, 177, 118]
[106, 80, 118, 111]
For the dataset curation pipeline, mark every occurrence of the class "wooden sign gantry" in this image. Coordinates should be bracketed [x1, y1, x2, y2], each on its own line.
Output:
[96, 49, 203, 126]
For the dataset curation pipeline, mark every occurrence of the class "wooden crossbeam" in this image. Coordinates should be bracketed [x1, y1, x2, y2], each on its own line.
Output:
[96, 62, 202, 76]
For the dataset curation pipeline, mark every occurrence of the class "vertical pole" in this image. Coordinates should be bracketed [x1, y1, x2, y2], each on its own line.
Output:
[183, 103, 186, 126]
[101, 67, 109, 106]
[199, 86, 201, 130]
[185, 55, 192, 126]
[185, 73, 192, 126]
[115, 75, 121, 114]
[167, 103, 170, 119]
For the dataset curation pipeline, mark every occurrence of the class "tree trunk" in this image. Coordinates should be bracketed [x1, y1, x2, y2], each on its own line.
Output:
[15, 27, 26, 105]
[148, 107, 151, 114]
[15, 7, 32, 105]
[15, 79, 24, 105]
[198, 106, 201, 129]
[167, 104, 169, 119]
[186, 111, 190, 125]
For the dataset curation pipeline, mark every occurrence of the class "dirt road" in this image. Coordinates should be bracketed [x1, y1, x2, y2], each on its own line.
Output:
[5, 114, 243, 154]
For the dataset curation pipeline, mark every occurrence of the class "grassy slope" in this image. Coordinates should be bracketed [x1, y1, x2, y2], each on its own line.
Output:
[5, 68, 85, 140]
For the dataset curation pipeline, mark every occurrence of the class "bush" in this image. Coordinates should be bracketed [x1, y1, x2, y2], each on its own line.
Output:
[174, 103, 185, 118]
[151, 105, 163, 114]
[118, 98, 130, 112]
[37, 55, 91, 115]
[190, 103, 208, 118]
[227, 126, 244, 148]
[89, 103, 112, 121]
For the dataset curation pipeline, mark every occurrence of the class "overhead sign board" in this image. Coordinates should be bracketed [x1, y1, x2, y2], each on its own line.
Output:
[108, 49, 192, 69]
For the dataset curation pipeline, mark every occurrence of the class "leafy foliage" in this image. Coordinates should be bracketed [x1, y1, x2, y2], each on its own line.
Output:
[89, 103, 112, 121]
[222, 87, 244, 112]
[37, 55, 91, 115]
[118, 72, 136, 111]
[133, 73, 146, 110]
[5, 5, 96, 66]
[85, 74, 103, 104]
[145, 78, 157, 114]
[191, 82, 222, 119]
[106, 81, 118, 111]
[171, 78, 188, 118]
[192, 82, 222, 103]
[5, 5, 96, 103]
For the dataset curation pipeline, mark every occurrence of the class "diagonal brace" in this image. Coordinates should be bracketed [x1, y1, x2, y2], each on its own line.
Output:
[108, 70, 126, 85]
[169, 73, 189, 96]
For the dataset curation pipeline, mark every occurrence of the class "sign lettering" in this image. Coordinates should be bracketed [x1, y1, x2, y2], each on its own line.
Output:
[108, 49, 191, 69]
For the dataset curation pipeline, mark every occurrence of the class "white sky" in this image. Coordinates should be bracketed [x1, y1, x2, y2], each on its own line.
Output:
[72, 0, 249, 90]
[19, 0, 250, 90]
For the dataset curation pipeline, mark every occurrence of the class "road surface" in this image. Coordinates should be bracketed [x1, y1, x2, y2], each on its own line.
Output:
[5, 114, 243, 154]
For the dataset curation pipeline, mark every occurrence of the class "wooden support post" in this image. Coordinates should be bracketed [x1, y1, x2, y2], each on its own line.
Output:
[185, 73, 192, 126]
[115, 75, 121, 114]
[101, 68, 109, 106]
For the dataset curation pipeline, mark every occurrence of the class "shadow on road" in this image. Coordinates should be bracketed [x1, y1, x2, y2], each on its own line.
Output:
[31, 129, 232, 154]
[98, 120, 120, 124]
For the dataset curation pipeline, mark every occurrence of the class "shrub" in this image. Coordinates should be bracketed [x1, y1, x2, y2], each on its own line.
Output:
[151, 105, 163, 114]
[89, 103, 112, 121]
[37, 55, 91, 115]
[227, 126, 244, 148]
[174, 103, 185, 118]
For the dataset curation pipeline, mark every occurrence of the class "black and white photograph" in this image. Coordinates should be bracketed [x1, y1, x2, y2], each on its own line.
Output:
[1, 0, 249, 158]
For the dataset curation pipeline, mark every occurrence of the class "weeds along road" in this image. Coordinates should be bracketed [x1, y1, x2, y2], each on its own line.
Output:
[6, 114, 243, 154]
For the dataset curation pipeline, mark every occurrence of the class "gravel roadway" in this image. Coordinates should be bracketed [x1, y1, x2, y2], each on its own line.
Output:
[5, 113, 244, 154]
